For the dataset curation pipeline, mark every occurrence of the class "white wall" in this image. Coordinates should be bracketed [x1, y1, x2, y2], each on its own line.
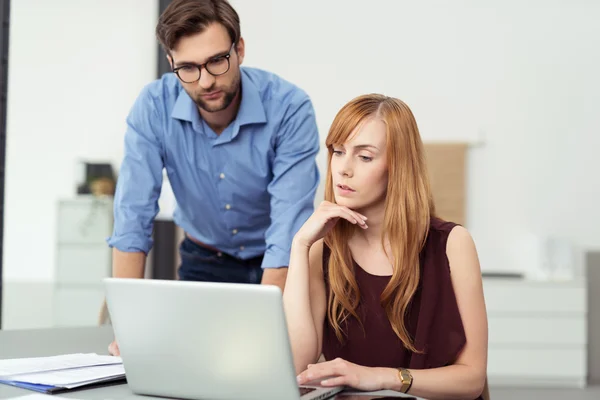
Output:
[4, 0, 158, 281]
[233, 0, 600, 275]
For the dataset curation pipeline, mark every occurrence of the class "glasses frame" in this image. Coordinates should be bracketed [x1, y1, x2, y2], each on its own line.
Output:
[172, 42, 236, 83]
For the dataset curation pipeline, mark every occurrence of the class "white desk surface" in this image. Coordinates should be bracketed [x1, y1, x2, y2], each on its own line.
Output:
[0, 326, 417, 399]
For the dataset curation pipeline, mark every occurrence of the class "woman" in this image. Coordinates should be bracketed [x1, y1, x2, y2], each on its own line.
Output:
[283, 94, 488, 400]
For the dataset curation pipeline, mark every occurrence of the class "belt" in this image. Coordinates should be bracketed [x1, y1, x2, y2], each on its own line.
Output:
[185, 234, 222, 253]
[185, 233, 264, 263]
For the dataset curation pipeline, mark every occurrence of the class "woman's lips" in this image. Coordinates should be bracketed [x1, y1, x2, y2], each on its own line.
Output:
[336, 184, 355, 195]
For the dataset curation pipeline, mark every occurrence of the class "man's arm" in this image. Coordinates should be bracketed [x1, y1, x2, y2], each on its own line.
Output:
[262, 93, 320, 293]
[106, 85, 164, 356]
[261, 267, 288, 292]
[107, 249, 146, 355]
[112, 248, 146, 279]
[107, 85, 165, 277]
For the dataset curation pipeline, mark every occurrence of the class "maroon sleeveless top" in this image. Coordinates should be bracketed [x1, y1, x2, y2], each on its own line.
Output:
[322, 218, 482, 399]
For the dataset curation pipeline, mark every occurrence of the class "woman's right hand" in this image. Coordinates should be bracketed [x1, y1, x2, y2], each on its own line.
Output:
[293, 201, 367, 249]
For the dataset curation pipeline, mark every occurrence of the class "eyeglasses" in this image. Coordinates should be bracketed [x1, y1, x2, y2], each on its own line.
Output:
[172, 43, 235, 83]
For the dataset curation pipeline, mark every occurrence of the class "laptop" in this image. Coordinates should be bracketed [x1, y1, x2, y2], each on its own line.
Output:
[103, 278, 344, 400]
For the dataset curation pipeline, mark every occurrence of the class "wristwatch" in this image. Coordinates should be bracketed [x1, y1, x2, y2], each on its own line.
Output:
[397, 368, 413, 393]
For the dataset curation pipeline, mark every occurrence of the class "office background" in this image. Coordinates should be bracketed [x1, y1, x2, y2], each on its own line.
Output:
[0, 0, 599, 393]
[3, 0, 600, 284]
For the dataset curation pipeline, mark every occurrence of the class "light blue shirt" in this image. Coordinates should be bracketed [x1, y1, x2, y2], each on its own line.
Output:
[107, 67, 320, 269]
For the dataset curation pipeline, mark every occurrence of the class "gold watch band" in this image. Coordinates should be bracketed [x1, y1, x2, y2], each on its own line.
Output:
[397, 368, 413, 393]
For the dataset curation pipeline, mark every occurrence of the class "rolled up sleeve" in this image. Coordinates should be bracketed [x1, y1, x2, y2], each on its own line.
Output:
[262, 95, 320, 269]
[107, 87, 164, 254]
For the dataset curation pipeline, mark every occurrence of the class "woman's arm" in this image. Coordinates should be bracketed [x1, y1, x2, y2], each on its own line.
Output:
[382, 225, 488, 399]
[282, 201, 368, 375]
[283, 239, 328, 374]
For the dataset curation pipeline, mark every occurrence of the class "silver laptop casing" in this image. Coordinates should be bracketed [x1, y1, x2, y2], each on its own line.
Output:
[104, 278, 342, 400]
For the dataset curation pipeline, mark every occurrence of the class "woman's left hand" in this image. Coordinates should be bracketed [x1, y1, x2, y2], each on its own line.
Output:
[296, 358, 387, 392]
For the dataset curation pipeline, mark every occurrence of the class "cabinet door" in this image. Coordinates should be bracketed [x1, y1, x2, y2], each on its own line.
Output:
[484, 282, 587, 314]
[56, 244, 111, 284]
[488, 347, 586, 386]
[57, 198, 113, 244]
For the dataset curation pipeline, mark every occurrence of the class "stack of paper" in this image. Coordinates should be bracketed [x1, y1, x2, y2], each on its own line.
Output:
[0, 353, 126, 394]
[6, 395, 76, 400]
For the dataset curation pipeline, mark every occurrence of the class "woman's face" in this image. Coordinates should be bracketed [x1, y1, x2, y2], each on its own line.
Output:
[330, 117, 388, 212]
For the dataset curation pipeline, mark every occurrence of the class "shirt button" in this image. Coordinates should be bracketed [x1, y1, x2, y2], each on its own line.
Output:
[240, 246, 245, 251]
[219, 173, 225, 179]
[225, 204, 231, 210]
[232, 229, 238, 235]
[217, 252, 223, 257]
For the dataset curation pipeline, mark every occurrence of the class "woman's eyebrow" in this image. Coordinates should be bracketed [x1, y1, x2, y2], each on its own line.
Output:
[351, 144, 379, 151]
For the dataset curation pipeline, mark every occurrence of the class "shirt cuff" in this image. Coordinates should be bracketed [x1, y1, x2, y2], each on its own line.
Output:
[261, 244, 290, 269]
[106, 233, 153, 254]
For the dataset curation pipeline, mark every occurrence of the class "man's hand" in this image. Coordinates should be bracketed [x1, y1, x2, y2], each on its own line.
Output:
[261, 267, 288, 292]
[107, 249, 146, 356]
[108, 340, 120, 356]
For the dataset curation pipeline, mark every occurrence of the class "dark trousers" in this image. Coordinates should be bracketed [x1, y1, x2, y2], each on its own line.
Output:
[177, 237, 264, 284]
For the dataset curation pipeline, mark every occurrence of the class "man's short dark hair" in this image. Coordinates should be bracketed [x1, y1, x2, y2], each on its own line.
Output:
[156, 0, 241, 54]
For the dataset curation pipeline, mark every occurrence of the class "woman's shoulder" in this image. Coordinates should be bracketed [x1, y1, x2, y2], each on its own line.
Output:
[423, 216, 475, 271]
[423, 216, 458, 250]
[422, 216, 478, 280]
[429, 215, 460, 234]
[428, 216, 474, 251]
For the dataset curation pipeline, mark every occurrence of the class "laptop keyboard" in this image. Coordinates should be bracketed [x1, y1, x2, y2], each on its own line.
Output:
[299, 387, 317, 396]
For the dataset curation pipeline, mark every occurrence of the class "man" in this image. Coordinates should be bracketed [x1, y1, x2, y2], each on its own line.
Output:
[107, 0, 319, 355]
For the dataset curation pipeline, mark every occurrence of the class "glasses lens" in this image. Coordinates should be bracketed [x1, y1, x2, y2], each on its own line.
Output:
[206, 57, 230, 76]
[177, 66, 200, 83]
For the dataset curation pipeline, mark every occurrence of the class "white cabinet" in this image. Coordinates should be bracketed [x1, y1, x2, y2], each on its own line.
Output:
[54, 196, 113, 327]
[484, 278, 587, 387]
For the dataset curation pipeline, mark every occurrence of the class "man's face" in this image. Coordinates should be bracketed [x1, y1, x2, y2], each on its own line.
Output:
[169, 23, 244, 113]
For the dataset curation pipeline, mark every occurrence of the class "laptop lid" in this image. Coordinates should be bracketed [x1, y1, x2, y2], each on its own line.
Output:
[104, 278, 341, 400]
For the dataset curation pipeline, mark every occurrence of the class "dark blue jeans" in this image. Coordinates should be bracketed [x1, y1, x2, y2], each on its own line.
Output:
[177, 237, 264, 284]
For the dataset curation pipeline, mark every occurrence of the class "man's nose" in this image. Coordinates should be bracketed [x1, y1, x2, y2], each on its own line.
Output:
[198, 69, 216, 90]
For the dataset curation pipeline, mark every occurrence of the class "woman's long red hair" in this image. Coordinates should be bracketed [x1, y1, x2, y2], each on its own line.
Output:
[324, 94, 435, 352]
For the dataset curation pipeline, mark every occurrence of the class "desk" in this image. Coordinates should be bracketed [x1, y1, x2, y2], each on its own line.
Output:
[0, 327, 416, 399]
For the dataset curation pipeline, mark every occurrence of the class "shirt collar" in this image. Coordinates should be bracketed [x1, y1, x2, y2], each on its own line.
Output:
[236, 69, 267, 127]
[171, 84, 197, 123]
[170, 68, 267, 127]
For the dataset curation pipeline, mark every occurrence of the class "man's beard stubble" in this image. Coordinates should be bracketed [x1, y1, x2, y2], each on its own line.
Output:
[192, 72, 241, 113]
